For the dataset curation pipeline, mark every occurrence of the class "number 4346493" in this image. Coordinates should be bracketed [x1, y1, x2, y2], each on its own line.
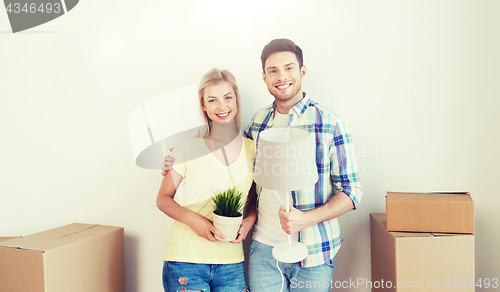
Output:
[5, 3, 62, 14]
[443, 278, 498, 289]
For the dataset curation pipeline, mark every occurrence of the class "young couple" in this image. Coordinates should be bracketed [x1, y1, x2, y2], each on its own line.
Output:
[156, 38, 363, 292]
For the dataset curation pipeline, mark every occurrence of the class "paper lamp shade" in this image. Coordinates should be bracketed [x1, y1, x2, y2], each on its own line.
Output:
[254, 127, 319, 191]
[128, 85, 207, 169]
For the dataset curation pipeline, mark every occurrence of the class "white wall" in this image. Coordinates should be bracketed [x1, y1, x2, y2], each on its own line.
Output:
[1, 1, 499, 291]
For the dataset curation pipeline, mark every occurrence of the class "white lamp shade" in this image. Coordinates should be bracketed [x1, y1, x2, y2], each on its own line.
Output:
[128, 85, 207, 169]
[254, 127, 319, 191]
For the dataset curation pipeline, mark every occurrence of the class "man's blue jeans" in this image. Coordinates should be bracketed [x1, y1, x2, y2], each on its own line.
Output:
[162, 261, 248, 292]
[248, 240, 335, 292]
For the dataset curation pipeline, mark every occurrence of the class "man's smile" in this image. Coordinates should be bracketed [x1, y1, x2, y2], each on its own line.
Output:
[276, 83, 292, 90]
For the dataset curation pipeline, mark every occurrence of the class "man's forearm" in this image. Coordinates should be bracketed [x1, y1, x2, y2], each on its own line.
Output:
[279, 191, 355, 234]
[303, 191, 355, 227]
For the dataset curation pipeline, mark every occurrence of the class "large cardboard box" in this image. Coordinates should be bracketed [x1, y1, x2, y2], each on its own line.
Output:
[386, 192, 474, 234]
[0, 223, 124, 292]
[370, 213, 474, 292]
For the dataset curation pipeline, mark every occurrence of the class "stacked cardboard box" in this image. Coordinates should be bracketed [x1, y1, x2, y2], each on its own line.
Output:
[0, 223, 124, 292]
[370, 192, 475, 292]
[386, 192, 474, 234]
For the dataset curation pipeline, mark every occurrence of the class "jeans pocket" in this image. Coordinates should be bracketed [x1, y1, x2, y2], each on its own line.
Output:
[324, 257, 335, 269]
[248, 240, 261, 258]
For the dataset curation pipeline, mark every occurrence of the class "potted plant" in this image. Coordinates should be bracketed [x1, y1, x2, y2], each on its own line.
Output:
[211, 186, 245, 241]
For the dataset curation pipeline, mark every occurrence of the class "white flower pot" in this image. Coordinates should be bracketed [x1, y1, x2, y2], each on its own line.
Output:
[212, 212, 242, 241]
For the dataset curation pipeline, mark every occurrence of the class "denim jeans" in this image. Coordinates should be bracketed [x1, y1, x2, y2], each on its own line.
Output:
[162, 261, 248, 292]
[248, 240, 335, 292]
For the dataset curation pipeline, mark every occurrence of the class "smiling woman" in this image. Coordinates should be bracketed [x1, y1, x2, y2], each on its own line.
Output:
[156, 68, 257, 292]
[202, 81, 238, 124]
[198, 69, 242, 139]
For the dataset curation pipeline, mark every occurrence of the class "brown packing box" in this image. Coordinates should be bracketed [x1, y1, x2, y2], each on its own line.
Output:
[0, 223, 124, 292]
[370, 214, 474, 292]
[0, 237, 20, 242]
[386, 192, 474, 234]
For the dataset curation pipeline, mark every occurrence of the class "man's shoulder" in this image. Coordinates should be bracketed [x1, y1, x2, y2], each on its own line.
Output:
[251, 103, 274, 120]
[246, 103, 273, 129]
[306, 98, 343, 124]
[244, 103, 274, 140]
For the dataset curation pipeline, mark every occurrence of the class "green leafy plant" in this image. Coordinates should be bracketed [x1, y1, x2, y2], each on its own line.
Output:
[211, 186, 244, 217]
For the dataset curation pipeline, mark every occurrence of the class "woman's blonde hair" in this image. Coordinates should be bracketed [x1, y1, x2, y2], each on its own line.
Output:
[198, 68, 241, 137]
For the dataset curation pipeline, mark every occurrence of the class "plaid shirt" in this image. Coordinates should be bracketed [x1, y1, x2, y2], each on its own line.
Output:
[244, 94, 363, 267]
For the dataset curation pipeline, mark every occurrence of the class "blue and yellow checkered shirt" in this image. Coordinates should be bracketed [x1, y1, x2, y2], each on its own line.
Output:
[244, 94, 363, 267]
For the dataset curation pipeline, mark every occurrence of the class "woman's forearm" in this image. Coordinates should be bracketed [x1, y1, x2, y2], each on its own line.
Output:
[156, 194, 198, 226]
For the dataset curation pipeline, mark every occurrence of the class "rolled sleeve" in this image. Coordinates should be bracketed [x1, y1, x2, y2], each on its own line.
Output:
[329, 119, 363, 209]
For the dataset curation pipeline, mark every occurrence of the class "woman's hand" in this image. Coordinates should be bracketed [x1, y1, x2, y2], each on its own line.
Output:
[186, 212, 225, 242]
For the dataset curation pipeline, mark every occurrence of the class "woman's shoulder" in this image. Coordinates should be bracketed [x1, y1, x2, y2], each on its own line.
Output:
[171, 135, 208, 160]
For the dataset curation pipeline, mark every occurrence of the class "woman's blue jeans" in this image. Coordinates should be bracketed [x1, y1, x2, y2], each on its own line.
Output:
[162, 261, 248, 292]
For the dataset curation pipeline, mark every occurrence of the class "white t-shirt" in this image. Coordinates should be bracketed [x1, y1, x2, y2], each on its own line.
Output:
[252, 110, 299, 245]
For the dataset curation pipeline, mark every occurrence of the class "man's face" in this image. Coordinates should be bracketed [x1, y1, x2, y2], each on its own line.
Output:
[262, 51, 306, 105]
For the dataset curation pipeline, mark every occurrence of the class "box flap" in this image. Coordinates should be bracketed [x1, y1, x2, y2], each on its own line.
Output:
[0, 247, 45, 291]
[387, 192, 473, 202]
[0, 237, 20, 243]
[370, 213, 434, 238]
[370, 213, 387, 225]
[431, 232, 474, 237]
[0, 224, 104, 251]
[391, 232, 433, 238]
[370, 213, 397, 292]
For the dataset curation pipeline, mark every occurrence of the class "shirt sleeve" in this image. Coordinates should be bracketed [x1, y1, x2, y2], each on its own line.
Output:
[243, 119, 255, 140]
[329, 117, 363, 209]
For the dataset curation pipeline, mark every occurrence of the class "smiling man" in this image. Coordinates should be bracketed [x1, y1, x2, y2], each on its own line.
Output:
[262, 50, 305, 110]
[243, 39, 363, 292]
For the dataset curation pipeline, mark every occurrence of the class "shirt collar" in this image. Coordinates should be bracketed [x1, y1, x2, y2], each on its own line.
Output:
[270, 92, 311, 118]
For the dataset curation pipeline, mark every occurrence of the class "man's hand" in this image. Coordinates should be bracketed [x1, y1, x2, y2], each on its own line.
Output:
[278, 206, 311, 235]
[278, 192, 355, 235]
[161, 147, 175, 176]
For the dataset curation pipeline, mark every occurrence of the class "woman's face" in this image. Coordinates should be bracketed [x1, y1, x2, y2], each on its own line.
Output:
[202, 81, 238, 125]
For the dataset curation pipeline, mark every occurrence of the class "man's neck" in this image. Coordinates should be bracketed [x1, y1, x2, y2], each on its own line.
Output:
[275, 92, 304, 114]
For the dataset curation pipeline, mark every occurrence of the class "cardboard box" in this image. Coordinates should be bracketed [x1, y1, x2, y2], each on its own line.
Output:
[0, 223, 124, 292]
[370, 213, 474, 292]
[0, 237, 20, 243]
[386, 192, 474, 234]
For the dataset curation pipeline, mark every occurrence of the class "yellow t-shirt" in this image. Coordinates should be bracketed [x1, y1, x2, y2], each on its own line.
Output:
[163, 135, 255, 264]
